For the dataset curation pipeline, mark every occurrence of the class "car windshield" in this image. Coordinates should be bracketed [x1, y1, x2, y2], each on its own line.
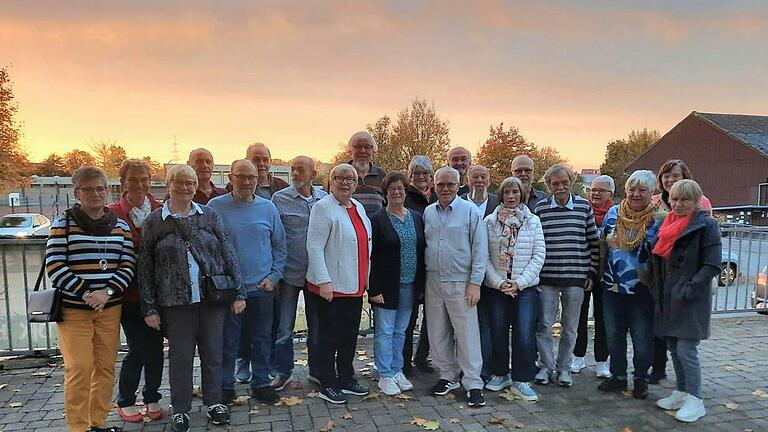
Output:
[0, 216, 32, 228]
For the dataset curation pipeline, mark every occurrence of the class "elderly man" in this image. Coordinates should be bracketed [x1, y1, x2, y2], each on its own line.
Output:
[447, 147, 472, 196]
[347, 131, 387, 216]
[512, 155, 547, 211]
[188, 148, 227, 204]
[424, 167, 488, 407]
[533, 164, 599, 388]
[247, 143, 289, 198]
[270, 156, 328, 389]
[208, 160, 287, 406]
[461, 165, 499, 219]
[572, 175, 615, 378]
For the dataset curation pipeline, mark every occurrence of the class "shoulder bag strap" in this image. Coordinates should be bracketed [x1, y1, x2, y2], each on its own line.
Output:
[170, 217, 210, 277]
[37, 213, 70, 292]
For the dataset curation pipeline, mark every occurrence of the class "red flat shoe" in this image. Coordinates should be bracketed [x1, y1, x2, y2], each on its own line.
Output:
[116, 406, 144, 423]
[146, 406, 164, 421]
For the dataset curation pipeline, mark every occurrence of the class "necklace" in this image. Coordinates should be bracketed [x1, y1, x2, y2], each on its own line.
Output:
[92, 235, 109, 271]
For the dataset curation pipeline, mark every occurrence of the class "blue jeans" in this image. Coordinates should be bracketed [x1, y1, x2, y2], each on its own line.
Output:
[271, 283, 302, 378]
[602, 286, 654, 380]
[666, 337, 701, 398]
[374, 284, 414, 378]
[222, 289, 275, 392]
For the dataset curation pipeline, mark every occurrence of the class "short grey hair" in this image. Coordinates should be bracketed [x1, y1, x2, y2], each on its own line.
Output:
[246, 142, 271, 159]
[72, 166, 108, 189]
[543, 164, 573, 186]
[591, 175, 615, 193]
[625, 170, 657, 192]
[347, 131, 377, 152]
[329, 163, 358, 181]
[434, 166, 460, 184]
[408, 155, 434, 177]
[166, 164, 198, 185]
[498, 176, 530, 206]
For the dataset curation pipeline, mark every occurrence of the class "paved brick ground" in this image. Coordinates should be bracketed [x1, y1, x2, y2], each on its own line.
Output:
[1, 316, 767, 431]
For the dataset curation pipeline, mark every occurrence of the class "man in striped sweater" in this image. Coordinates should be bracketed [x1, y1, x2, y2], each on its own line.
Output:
[533, 164, 599, 388]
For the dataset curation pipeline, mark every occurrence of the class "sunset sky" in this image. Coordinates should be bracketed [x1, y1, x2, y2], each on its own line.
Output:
[2, 0, 767, 170]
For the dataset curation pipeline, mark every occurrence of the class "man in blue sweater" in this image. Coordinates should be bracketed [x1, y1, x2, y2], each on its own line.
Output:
[208, 160, 287, 405]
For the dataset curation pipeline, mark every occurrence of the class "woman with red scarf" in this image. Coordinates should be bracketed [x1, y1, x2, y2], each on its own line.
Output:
[571, 175, 615, 378]
[652, 180, 721, 423]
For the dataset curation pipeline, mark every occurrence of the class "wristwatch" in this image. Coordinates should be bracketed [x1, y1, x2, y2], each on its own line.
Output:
[106, 287, 115, 297]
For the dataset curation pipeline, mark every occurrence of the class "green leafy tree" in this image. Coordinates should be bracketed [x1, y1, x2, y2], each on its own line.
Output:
[39, 153, 69, 176]
[475, 122, 537, 189]
[0, 67, 30, 192]
[599, 128, 660, 198]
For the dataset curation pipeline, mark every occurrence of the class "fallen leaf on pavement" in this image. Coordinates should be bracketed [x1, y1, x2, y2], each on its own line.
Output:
[623, 427, 633, 432]
[621, 390, 633, 398]
[443, 393, 456, 401]
[192, 387, 203, 397]
[342, 412, 353, 420]
[366, 362, 375, 367]
[350, 407, 359, 411]
[724, 402, 739, 410]
[723, 364, 736, 371]
[8, 402, 22, 408]
[319, 419, 334, 432]
[449, 418, 460, 424]
[277, 396, 303, 406]
[0, 384, 6, 390]
[423, 420, 440, 430]
[457, 404, 465, 409]
[356, 356, 368, 361]
[291, 381, 303, 390]
[411, 417, 428, 426]
[512, 421, 524, 429]
[31, 372, 49, 377]
[294, 359, 308, 366]
[232, 395, 250, 405]
[489, 417, 507, 427]
[753, 390, 768, 398]
[249, 408, 259, 415]
[396, 403, 405, 408]
[363, 392, 381, 400]
[356, 350, 367, 355]
[300, 348, 308, 354]
[499, 389, 521, 401]
[307, 391, 319, 398]
[394, 393, 412, 400]
[663, 410, 676, 417]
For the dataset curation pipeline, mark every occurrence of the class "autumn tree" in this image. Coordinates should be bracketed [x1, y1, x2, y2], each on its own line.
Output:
[599, 128, 660, 198]
[0, 67, 30, 192]
[63, 149, 96, 173]
[89, 139, 127, 177]
[475, 123, 538, 189]
[380, 99, 450, 172]
[39, 153, 69, 176]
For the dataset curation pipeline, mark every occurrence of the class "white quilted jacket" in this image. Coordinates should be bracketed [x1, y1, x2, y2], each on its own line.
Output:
[483, 204, 546, 290]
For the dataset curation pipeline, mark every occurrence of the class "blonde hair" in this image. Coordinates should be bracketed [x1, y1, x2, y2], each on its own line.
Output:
[165, 164, 198, 185]
[669, 179, 703, 203]
[498, 176, 529, 205]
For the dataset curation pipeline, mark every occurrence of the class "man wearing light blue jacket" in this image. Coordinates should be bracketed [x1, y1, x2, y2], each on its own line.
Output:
[208, 159, 287, 406]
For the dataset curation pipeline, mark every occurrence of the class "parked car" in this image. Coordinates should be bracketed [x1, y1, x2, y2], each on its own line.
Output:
[719, 249, 738, 287]
[0, 214, 52, 238]
[753, 265, 768, 315]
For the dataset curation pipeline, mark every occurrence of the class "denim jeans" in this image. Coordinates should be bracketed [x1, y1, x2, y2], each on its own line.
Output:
[403, 301, 429, 367]
[117, 302, 164, 407]
[223, 289, 275, 392]
[374, 283, 414, 378]
[666, 337, 701, 397]
[509, 287, 539, 382]
[477, 286, 508, 379]
[602, 286, 654, 380]
[271, 283, 302, 378]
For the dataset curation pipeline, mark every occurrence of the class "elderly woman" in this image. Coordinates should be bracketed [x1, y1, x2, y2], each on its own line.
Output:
[482, 177, 545, 402]
[45, 166, 135, 432]
[571, 175, 615, 378]
[402, 155, 436, 376]
[597, 170, 665, 400]
[650, 159, 712, 383]
[139, 165, 245, 432]
[107, 159, 164, 423]
[306, 163, 373, 404]
[652, 180, 721, 423]
[369, 172, 426, 395]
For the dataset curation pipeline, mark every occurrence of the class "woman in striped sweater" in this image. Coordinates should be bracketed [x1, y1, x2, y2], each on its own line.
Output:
[46, 166, 136, 432]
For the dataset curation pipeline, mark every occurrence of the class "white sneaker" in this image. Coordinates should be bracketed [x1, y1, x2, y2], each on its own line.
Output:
[534, 368, 551, 385]
[510, 381, 539, 402]
[377, 377, 401, 396]
[557, 371, 573, 387]
[656, 390, 687, 410]
[675, 394, 705, 423]
[393, 372, 413, 391]
[595, 361, 611, 378]
[570, 356, 586, 374]
[485, 374, 512, 392]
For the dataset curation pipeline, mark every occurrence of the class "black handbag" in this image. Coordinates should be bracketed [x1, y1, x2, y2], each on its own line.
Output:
[27, 265, 63, 323]
[170, 218, 238, 306]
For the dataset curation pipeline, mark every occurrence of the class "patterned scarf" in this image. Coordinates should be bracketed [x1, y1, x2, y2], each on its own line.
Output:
[614, 199, 655, 251]
[128, 195, 152, 228]
[496, 205, 524, 271]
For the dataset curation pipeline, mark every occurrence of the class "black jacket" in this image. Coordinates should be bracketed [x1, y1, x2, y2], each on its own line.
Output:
[368, 208, 426, 309]
[461, 192, 500, 219]
[404, 185, 436, 215]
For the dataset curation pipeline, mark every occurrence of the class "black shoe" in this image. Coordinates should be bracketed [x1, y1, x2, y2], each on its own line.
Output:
[467, 389, 486, 407]
[431, 379, 460, 396]
[251, 386, 280, 405]
[632, 378, 648, 399]
[222, 389, 236, 405]
[415, 361, 435, 373]
[89, 427, 123, 432]
[648, 370, 667, 384]
[598, 376, 628, 392]
[207, 404, 230, 425]
[171, 413, 190, 432]
[319, 387, 347, 404]
[403, 364, 415, 377]
[340, 380, 370, 396]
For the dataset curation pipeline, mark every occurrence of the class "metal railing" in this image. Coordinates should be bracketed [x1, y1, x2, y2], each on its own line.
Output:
[715, 225, 768, 314]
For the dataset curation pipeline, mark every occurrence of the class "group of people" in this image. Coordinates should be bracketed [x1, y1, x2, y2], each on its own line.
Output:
[44, 132, 721, 432]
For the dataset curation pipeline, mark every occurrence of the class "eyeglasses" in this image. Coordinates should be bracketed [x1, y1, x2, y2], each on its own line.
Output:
[590, 188, 611, 195]
[232, 174, 257, 183]
[352, 144, 373, 151]
[333, 176, 357, 184]
[435, 182, 458, 189]
[514, 168, 533, 175]
[411, 171, 431, 178]
[171, 179, 197, 189]
[76, 186, 108, 194]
